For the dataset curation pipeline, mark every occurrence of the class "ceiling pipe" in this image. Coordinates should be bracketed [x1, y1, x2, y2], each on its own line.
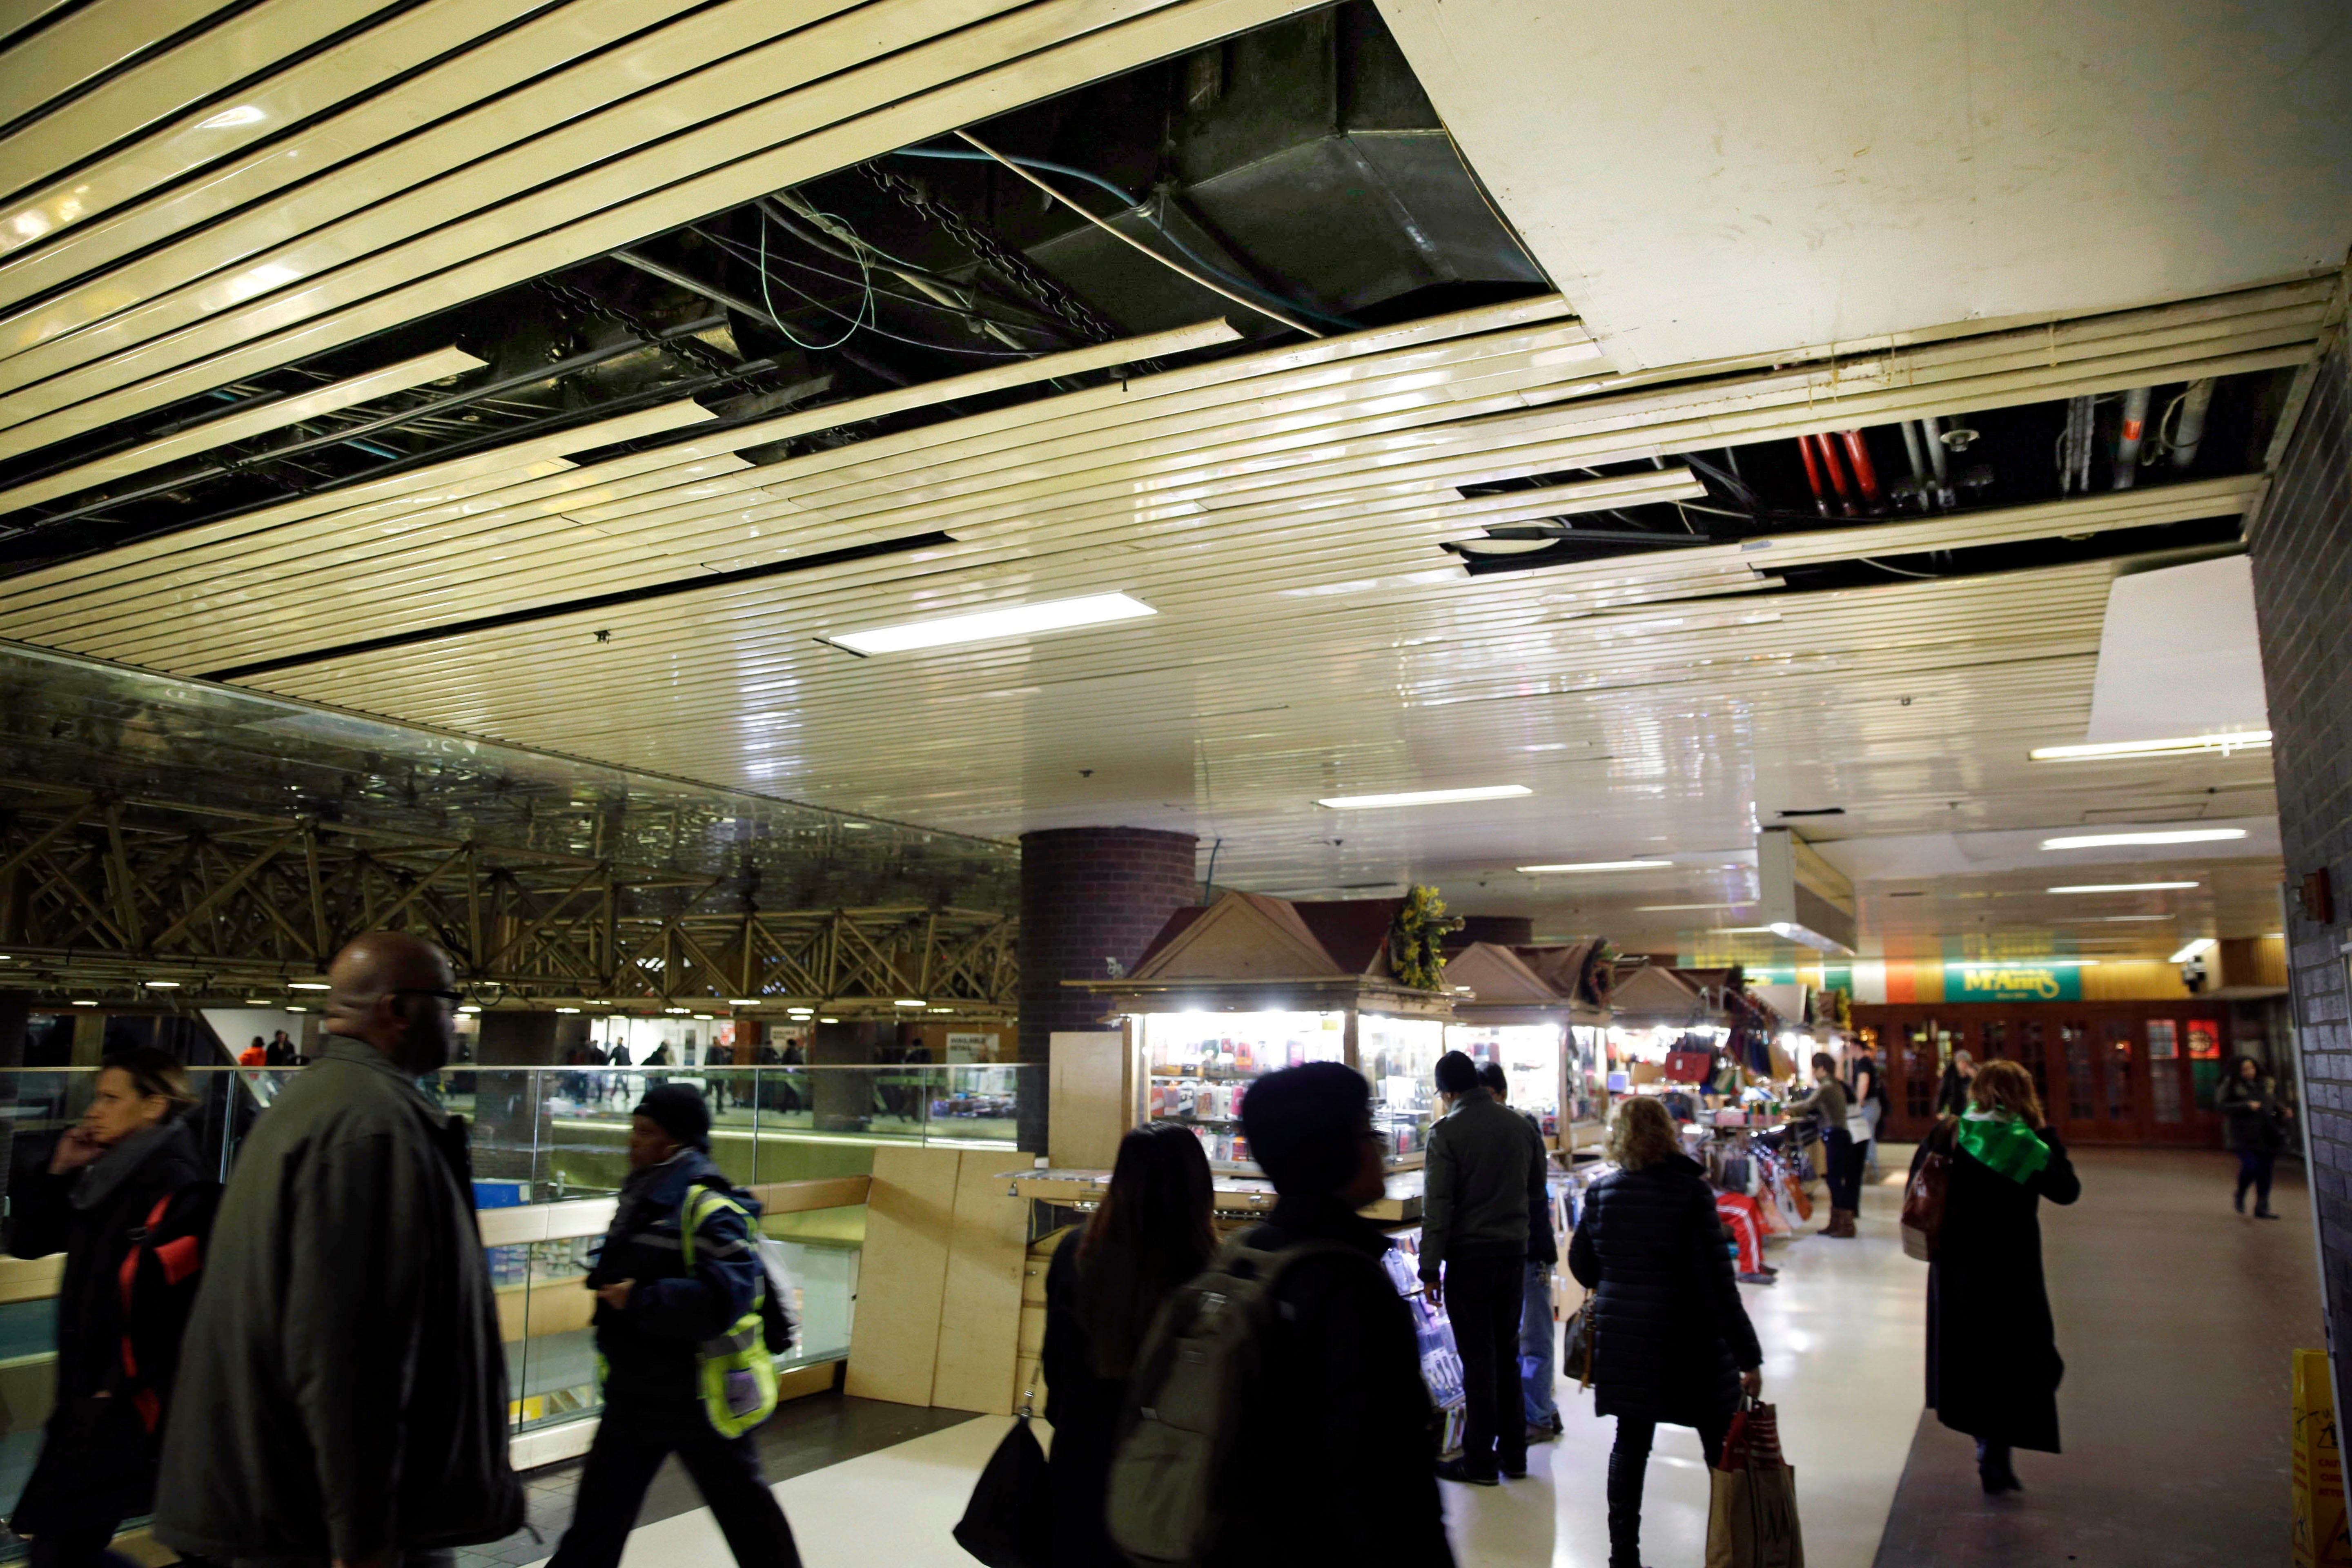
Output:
[2172, 379, 2215, 468]
[1838, 430, 1884, 512]
[1813, 432, 1858, 516]
[2112, 386, 2152, 490]
[1794, 433, 1831, 517]
[1898, 420, 1931, 510]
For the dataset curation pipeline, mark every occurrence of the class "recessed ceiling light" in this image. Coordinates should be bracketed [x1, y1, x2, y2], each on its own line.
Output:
[1636, 903, 1755, 912]
[1319, 785, 1532, 810]
[831, 592, 1155, 655]
[2047, 882, 2201, 893]
[1523, 743, 1570, 752]
[2169, 938, 2216, 963]
[1519, 859, 1672, 873]
[2040, 829, 2247, 850]
[2031, 731, 2271, 761]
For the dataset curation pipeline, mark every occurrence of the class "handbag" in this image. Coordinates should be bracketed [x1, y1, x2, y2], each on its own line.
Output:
[1560, 1301, 1596, 1390]
[953, 1395, 1053, 1568]
[1706, 1399, 1805, 1568]
[1900, 1120, 1955, 1262]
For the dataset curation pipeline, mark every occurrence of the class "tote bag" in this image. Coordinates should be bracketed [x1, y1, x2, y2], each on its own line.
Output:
[1706, 1400, 1804, 1568]
[953, 1412, 1053, 1568]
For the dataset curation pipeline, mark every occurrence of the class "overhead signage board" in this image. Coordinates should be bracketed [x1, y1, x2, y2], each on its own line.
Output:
[1942, 962, 2083, 1003]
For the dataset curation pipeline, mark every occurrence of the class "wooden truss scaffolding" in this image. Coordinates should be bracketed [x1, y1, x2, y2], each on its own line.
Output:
[0, 780, 1016, 1016]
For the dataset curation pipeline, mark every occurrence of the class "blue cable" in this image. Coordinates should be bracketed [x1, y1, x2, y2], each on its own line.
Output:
[889, 146, 1359, 331]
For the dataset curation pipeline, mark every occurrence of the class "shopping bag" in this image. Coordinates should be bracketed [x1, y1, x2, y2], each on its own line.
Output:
[952, 1413, 1052, 1568]
[1706, 1401, 1804, 1568]
[1901, 1121, 1954, 1262]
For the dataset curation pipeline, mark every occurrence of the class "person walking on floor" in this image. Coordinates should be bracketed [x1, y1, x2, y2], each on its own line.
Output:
[1788, 1052, 1860, 1237]
[1203, 1061, 1455, 1565]
[8, 1050, 217, 1568]
[1934, 1048, 1978, 1117]
[156, 931, 523, 1568]
[1042, 1123, 1217, 1567]
[1569, 1095, 1763, 1568]
[1476, 1061, 1563, 1446]
[2218, 1055, 2292, 1218]
[1421, 1049, 1549, 1485]
[1914, 1057, 2081, 1494]
[547, 1084, 802, 1568]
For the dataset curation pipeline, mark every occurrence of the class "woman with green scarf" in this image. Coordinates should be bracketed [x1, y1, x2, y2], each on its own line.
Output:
[1913, 1058, 2081, 1494]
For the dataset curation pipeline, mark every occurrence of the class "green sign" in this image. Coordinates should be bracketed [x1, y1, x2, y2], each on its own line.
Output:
[1943, 962, 2082, 1002]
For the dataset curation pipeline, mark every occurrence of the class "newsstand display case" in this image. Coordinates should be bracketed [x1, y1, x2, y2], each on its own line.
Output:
[1072, 890, 1459, 1174]
[1442, 939, 1617, 1152]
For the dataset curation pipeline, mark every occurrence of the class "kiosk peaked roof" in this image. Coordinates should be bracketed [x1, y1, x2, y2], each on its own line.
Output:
[1127, 890, 1353, 981]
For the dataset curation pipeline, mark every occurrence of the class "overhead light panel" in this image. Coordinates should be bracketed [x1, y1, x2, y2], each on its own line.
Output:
[71, 999, 97, 1007]
[730, 998, 762, 1007]
[2047, 881, 2201, 893]
[830, 592, 1155, 655]
[142, 979, 182, 989]
[1519, 858, 1671, 873]
[555, 1006, 581, 1014]
[288, 980, 331, 991]
[2031, 731, 2271, 761]
[1320, 785, 1532, 810]
[894, 998, 928, 1008]
[1637, 903, 1755, 912]
[2170, 938, 2217, 963]
[2041, 829, 2247, 849]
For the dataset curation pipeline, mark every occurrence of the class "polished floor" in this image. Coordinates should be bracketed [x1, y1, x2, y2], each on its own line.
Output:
[516, 1146, 2317, 1568]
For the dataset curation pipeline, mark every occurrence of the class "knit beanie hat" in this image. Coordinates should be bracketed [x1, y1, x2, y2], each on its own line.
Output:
[633, 1083, 712, 1149]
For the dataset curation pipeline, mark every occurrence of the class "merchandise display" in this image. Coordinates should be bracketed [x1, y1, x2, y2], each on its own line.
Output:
[1383, 1226, 1469, 1459]
[1360, 1013, 1446, 1158]
[1139, 1009, 1347, 1165]
[1440, 940, 1614, 1151]
[1448, 1022, 1564, 1136]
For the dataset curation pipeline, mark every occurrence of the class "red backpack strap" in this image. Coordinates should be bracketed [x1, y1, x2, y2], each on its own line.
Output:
[117, 1191, 200, 1435]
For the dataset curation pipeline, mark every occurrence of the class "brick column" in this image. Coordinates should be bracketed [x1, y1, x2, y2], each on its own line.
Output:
[1018, 827, 1200, 1151]
[2247, 334, 2352, 1400]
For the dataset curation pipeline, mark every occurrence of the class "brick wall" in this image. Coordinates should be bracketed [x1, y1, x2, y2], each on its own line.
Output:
[1017, 826, 1199, 1148]
[2247, 334, 2352, 1364]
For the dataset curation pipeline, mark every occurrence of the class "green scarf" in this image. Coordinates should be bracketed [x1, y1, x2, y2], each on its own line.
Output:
[1954, 1109, 2050, 1185]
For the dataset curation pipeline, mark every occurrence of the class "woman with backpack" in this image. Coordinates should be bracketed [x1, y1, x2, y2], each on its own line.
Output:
[1569, 1094, 1764, 1568]
[1913, 1058, 2081, 1493]
[1042, 1122, 1216, 1568]
[8, 1049, 216, 1568]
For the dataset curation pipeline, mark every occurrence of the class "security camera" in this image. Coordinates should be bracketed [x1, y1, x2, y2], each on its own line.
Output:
[2179, 956, 2208, 995]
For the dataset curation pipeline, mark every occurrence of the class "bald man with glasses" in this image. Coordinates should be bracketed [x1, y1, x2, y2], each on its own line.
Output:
[158, 933, 521, 1568]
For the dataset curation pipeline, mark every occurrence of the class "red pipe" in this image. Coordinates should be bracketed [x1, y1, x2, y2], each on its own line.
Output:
[1839, 430, 1883, 510]
[1795, 434, 1830, 516]
[1814, 432, 1858, 515]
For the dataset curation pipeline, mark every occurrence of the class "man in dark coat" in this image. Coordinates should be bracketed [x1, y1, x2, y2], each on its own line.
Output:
[1569, 1098, 1762, 1568]
[9, 1051, 214, 1568]
[1477, 1062, 1562, 1443]
[1222, 1062, 1455, 1567]
[546, 1084, 801, 1568]
[156, 931, 523, 1568]
[1421, 1050, 1548, 1484]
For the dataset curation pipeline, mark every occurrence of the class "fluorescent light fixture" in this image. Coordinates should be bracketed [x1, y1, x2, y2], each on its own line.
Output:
[288, 980, 330, 991]
[285, 1005, 306, 1013]
[458, 1004, 482, 1014]
[820, 1016, 841, 1024]
[841, 822, 872, 831]
[787, 1007, 815, 1017]
[143, 980, 181, 989]
[1320, 785, 1532, 810]
[245, 998, 275, 1005]
[1519, 858, 1671, 873]
[2040, 829, 2247, 850]
[2170, 938, 2216, 964]
[555, 1006, 581, 1014]
[929, 1007, 955, 1014]
[664, 1007, 690, 1015]
[71, 999, 97, 1007]
[730, 998, 762, 1007]
[1638, 903, 1755, 912]
[831, 592, 1155, 655]
[2047, 881, 2201, 893]
[2031, 731, 2270, 761]
[693, 1014, 714, 1021]
[894, 998, 928, 1008]
[1952, 959, 2099, 969]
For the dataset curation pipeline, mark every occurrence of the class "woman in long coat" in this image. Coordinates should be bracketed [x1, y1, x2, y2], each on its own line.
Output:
[1569, 1095, 1763, 1568]
[1916, 1057, 2080, 1494]
[9, 1049, 215, 1568]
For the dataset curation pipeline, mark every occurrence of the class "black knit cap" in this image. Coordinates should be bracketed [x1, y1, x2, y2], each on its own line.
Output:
[1239, 1062, 1370, 1196]
[633, 1083, 712, 1149]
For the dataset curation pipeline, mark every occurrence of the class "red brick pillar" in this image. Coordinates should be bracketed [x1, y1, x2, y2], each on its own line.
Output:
[1018, 827, 1199, 1151]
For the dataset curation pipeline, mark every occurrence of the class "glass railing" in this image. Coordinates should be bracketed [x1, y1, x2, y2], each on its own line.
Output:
[0, 1058, 1033, 1536]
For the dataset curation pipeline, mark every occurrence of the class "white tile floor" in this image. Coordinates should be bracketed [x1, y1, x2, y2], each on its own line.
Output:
[568, 1168, 1926, 1568]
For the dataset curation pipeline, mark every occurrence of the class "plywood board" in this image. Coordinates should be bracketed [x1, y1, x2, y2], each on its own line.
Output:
[1048, 1029, 1131, 1170]
[843, 1144, 961, 1405]
[928, 1149, 1030, 1415]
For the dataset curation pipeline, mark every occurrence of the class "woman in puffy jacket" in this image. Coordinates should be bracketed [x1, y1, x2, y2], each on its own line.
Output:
[2218, 1055, 2292, 1218]
[8, 1049, 215, 1568]
[1569, 1096, 1762, 1568]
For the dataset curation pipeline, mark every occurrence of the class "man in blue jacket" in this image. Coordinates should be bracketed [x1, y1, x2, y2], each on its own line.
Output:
[547, 1085, 801, 1568]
